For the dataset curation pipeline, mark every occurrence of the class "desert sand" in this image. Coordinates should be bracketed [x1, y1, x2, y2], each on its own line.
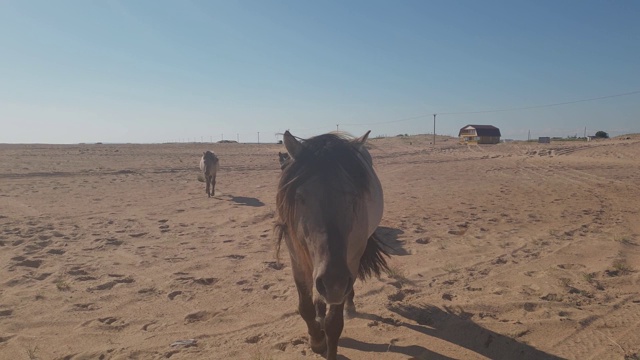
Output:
[1, 134, 639, 360]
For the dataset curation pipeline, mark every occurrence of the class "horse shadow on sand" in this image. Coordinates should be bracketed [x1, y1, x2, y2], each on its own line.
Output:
[339, 303, 566, 360]
[224, 195, 265, 207]
[375, 226, 410, 256]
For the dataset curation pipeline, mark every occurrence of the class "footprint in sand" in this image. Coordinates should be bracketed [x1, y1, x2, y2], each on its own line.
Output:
[33, 273, 52, 281]
[11, 257, 43, 268]
[105, 238, 124, 246]
[88, 277, 134, 291]
[142, 321, 159, 331]
[173, 276, 194, 283]
[184, 310, 217, 324]
[68, 267, 91, 276]
[82, 316, 129, 330]
[98, 317, 118, 325]
[168, 291, 183, 300]
[491, 256, 508, 265]
[71, 303, 98, 311]
[264, 261, 284, 270]
[557, 264, 586, 270]
[388, 290, 406, 302]
[83, 238, 122, 250]
[0, 309, 14, 317]
[0, 335, 15, 344]
[133, 286, 156, 295]
[24, 241, 51, 254]
[245, 334, 263, 344]
[194, 277, 218, 286]
[67, 266, 97, 281]
[415, 237, 430, 244]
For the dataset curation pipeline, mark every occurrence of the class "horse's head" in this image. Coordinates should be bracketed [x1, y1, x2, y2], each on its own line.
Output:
[277, 130, 373, 304]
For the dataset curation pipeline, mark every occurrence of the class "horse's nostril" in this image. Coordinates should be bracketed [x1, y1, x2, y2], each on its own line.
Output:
[315, 277, 327, 297]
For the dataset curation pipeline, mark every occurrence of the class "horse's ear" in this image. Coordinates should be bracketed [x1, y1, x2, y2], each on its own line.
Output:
[203, 151, 206, 156]
[283, 131, 303, 159]
[354, 130, 371, 149]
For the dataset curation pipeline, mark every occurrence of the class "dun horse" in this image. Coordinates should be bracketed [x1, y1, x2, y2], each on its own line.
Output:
[275, 131, 389, 360]
[200, 150, 219, 197]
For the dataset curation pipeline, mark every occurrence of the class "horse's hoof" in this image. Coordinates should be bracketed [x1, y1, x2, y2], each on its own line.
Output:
[310, 334, 327, 355]
[344, 305, 356, 319]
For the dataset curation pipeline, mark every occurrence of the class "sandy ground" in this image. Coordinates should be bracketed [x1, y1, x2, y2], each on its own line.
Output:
[1, 134, 639, 360]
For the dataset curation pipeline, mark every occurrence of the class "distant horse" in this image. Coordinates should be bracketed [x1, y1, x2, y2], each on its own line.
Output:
[200, 151, 219, 197]
[275, 130, 389, 360]
[278, 151, 291, 170]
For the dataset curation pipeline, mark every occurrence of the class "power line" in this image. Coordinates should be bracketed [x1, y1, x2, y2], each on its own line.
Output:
[341, 89, 640, 126]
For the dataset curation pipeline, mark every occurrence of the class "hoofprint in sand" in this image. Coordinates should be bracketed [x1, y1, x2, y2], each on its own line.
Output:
[0, 136, 639, 359]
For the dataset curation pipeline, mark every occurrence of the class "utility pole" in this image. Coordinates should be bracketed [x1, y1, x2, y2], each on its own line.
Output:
[528, 130, 531, 141]
[237, 133, 239, 143]
[433, 114, 437, 146]
[257, 132, 260, 144]
[337, 124, 339, 132]
[584, 127, 586, 138]
[221, 133, 223, 141]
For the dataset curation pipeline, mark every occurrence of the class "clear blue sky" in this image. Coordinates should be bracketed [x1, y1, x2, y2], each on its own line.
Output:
[1, 0, 639, 143]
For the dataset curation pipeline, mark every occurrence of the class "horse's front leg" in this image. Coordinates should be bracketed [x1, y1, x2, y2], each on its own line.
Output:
[344, 288, 356, 318]
[315, 298, 326, 328]
[294, 280, 326, 354]
[211, 175, 216, 197]
[205, 174, 211, 197]
[325, 302, 345, 360]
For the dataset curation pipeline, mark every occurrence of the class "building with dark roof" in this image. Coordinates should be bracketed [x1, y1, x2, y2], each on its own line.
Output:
[458, 125, 501, 144]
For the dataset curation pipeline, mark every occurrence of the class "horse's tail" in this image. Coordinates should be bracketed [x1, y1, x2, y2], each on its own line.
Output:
[357, 231, 391, 281]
